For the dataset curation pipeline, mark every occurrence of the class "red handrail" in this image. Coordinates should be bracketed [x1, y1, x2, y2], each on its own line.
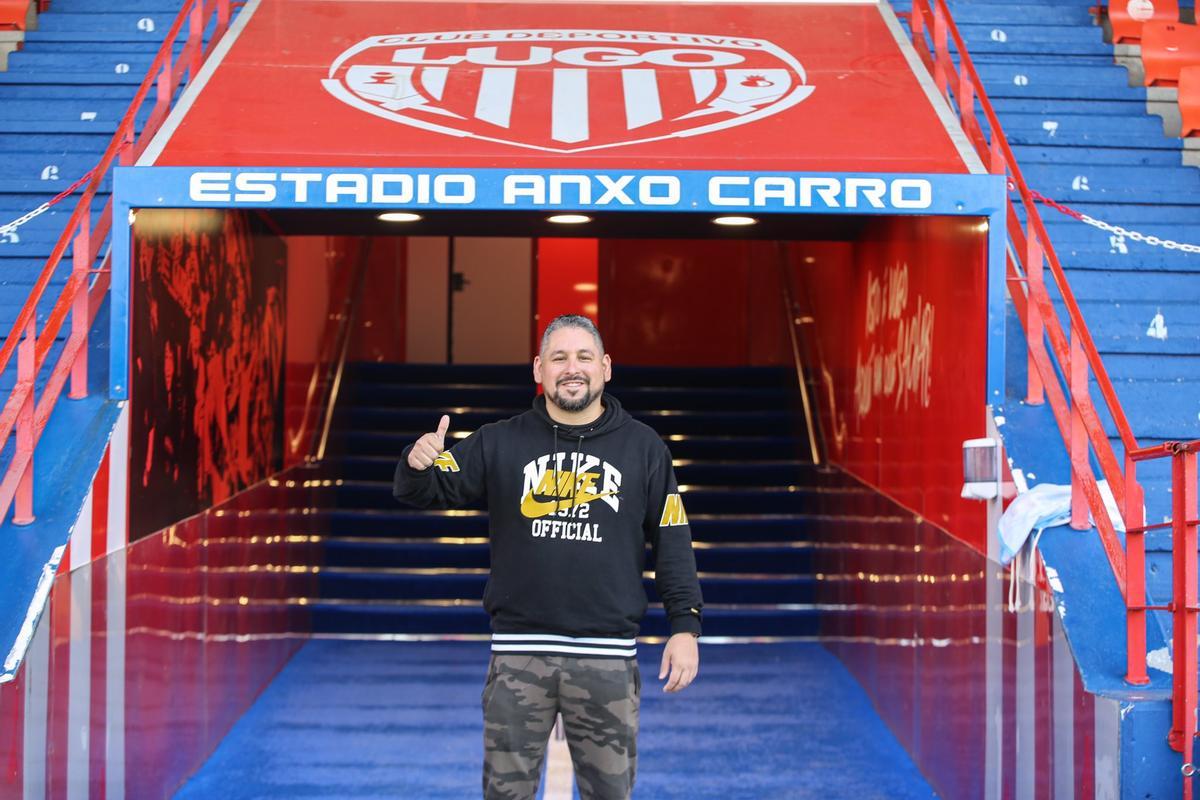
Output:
[0, 0, 234, 527]
[906, 0, 1200, 792]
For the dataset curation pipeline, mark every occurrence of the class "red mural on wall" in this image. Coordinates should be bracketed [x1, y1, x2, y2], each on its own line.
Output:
[130, 209, 287, 541]
[792, 217, 989, 549]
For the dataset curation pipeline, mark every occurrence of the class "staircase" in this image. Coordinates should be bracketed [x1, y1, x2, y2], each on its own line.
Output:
[0, 0, 190, 401]
[303, 363, 856, 639]
[914, 0, 1200, 522]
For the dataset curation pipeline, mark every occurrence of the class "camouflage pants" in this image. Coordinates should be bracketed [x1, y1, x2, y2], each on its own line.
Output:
[481, 654, 640, 800]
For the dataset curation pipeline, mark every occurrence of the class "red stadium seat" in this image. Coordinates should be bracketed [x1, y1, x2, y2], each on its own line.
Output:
[1141, 21, 1200, 86]
[1108, 0, 1179, 44]
[0, 0, 32, 31]
[1179, 65, 1200, 135]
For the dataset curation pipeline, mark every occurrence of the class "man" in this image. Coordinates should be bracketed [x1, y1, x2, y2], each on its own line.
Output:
[393, 314, 703, 800]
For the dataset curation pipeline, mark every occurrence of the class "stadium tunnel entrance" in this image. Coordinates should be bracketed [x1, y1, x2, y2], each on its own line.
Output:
[96, 0, 1015, 791]
[109, 191, 1006, 796]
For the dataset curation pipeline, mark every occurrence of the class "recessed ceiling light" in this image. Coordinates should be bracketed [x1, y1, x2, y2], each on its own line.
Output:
[547, 214, 592, 224]
[377, 212, 422, 222]
[573, 282, 598, 292]
[713, 216, 758, 226]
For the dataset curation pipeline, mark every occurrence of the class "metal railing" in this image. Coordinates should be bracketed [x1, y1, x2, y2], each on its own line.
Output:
[0, 0, 234, 527]
[775, 242, 823, 467]
[904, 0, 1200, 791]
[286, 239, 373, 466]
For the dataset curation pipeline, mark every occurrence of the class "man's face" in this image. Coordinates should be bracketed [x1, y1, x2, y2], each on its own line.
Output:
[533, 326, 612, 414]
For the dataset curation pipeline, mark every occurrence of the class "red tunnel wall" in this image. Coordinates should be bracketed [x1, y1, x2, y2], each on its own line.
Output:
[129, 209, 287, 542]
[790, 217, 990, 549]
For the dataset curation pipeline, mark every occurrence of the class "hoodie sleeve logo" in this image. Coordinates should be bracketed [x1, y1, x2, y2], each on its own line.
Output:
[433, 451, 460, 472]
[659, 493, 689, 527]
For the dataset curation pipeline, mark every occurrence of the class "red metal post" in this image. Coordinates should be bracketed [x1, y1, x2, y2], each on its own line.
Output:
[957, 68, 975, 124]
[931, 6, 949, 96]
[217, 0, 230, 31]
[69, 206, 91, 400]
[989, 134, 1005, 175]
[1069, 328, 1089, 530]
[156, 59, 171, 118]
[189, 0, 204, 76]
[1124, 456, 1149, 685]
[13, 321, 35, 525]
[1025, 232, 1046, 405]
[1168, 449, 1198, 766]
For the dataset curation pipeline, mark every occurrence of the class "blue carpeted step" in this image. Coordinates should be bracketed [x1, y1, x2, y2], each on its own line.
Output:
[316, 456, 826, 488]
[335, 431, 810, 460]
[344, 362, 794, 390]
[338, 382, 792, 412]
[8, 52, 162, 72]
[229, 505, 888, 544]
[316, 570, 818, 604]
[1012, 144, 1183, 166]
[32, 12, 181, 34]
[321, 537, 818, 574]
[0, 85, 146, 100]
[337, 407, 798, 437]
[975, 63, 1147, 99]
[333, 480, 867, 515]
[957, 23, 1112, 55]
[936, 4, 1096, 23]
[308, 604, 822, 637]
[1038, 223, 1200, 271]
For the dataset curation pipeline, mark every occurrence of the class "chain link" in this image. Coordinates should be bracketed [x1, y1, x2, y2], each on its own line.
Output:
[0, 203, 53, 240]
[1024, 186, 1200, 254]
[0, 169, 95, 242]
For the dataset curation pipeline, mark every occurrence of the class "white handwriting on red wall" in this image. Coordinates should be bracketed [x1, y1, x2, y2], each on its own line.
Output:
[854, 263, 935, 424]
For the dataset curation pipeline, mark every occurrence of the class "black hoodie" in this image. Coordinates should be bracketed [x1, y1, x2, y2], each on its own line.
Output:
[393, 394, 703, 659]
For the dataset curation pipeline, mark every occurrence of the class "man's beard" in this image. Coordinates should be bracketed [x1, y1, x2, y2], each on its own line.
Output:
[549, 379, 600, 413]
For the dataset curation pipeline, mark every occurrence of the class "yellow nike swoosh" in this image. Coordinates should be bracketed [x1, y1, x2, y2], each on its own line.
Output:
[520, 490, 618, 519]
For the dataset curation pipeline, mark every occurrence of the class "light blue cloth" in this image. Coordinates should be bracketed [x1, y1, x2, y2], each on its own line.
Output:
[997, 480, 1124, 566]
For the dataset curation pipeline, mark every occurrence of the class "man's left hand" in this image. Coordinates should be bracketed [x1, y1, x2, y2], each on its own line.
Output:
[658, 633, 699, 693]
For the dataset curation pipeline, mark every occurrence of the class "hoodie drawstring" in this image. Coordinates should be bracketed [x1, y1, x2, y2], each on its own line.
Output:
[552, 425, 561, 513]
[550, 425, 587, 513]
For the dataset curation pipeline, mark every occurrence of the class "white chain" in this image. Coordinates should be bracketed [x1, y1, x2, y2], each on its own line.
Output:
[0, 202, 52, 240]
[1070, 211, 1200, 254]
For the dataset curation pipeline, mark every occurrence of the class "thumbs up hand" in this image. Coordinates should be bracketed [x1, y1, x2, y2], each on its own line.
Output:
[408, 415, 450, 471]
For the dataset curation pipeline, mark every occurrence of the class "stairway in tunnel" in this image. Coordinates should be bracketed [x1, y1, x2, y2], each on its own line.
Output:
[307, 362, 862, 639]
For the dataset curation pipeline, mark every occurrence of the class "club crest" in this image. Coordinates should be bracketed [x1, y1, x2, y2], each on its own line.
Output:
[322, 29, 814, 153]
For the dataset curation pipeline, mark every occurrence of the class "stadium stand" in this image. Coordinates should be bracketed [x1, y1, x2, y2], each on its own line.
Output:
[1107, 0, 1180, 44]
[0, 0, 188, 407]
[1140, 19, 1200, 85]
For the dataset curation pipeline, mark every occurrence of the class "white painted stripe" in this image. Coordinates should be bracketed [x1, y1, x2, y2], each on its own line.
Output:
[4, 546, 65, 680]
[622, 69, 662, 130]
[492, 633, 636, 646]
[1094, 697, 1120, 800]
[1052, 613, 1075, 800]
[420, 66, 448, 100]
[136, 0, 262, 165]
[876, 1, 987, 174]
[690, 69, 717, 103]
[490, 644, 636, 658]
[474, 68, 516, 128]
[551, 69, 589, 143]
[67, 568, 91, 800]
[106, 405, 129, 555]
[543, 714, 574, 800]
[106, 549, 126, 800]
[22, 612, 49, 800]
[1016, 598, 1035, 800]
[70, 489, 94, 573]
[984, 464, 1004, 800]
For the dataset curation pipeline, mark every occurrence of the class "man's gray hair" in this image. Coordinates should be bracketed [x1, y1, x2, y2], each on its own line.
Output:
[540, 314, 605, 356]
